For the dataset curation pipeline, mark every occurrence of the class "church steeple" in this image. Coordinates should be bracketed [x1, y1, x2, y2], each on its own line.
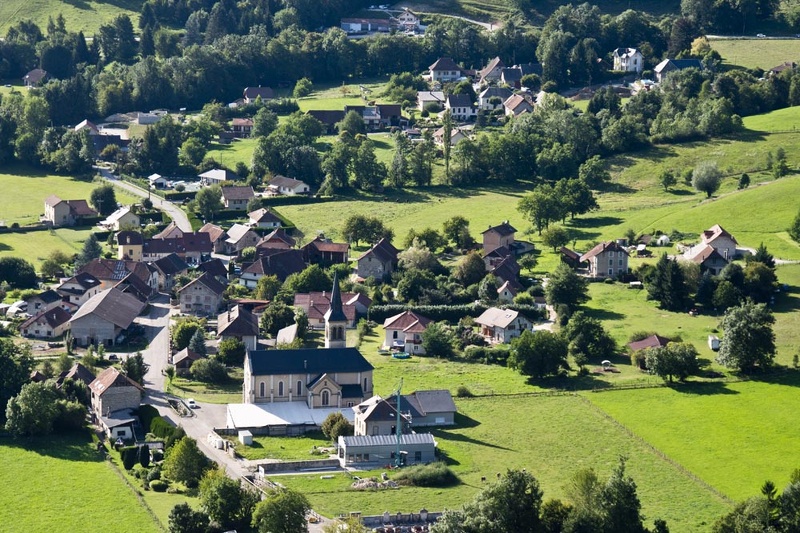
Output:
[324, 271, 347, 348]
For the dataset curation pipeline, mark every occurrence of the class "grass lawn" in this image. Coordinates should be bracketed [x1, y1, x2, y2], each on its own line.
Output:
[583, 280, 725, 366]
[0, 0, 142, 34]
[773, 263, 800, 366]
[277, 395, 729, 531]
[0, 167, 139, 226]
[742, 105, 800, 132]
[106, 443, 197, 529]
[354, 326, 543, 396]
[0, 432, 160, 533]
[0, 227, 97, 268]
[711, 38, 800, 70]
[228, 431, 331, 461]
[588, 377, 800, 502]
[206, 139, 258, 169]
[169, 367, 244, 404]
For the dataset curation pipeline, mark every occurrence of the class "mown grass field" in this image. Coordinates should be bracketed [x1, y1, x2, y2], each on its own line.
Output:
[0, 433, 160, 533]
[0, 0, 142, 35]
[0, 168, 138, 226]
[169, 367, 244, 404]
[588, 376, 800, 502]
[742, 105, 800, 132]
[206, 139, 258, 170]
[277, 395, 729, 532]
[352, 326, 546, 396]
[0, 227, 96, 268]
[228, 431, 330, 461]
[711, 38, 800, 70]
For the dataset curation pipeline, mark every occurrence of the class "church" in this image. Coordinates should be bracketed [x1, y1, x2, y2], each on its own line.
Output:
[242, 273, 374, 409]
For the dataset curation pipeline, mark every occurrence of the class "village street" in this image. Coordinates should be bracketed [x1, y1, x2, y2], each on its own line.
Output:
[136, 294, 247, 477]
[134, 298, 334, 530]
[96, 166, 193, 232]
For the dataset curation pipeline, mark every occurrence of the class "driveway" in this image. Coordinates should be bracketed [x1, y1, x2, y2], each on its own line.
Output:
[95, 166, 192, 232]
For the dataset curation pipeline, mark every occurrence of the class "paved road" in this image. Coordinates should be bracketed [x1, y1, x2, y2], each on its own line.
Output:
[136, 294, 247, 476]
[96, 166, 193, 232]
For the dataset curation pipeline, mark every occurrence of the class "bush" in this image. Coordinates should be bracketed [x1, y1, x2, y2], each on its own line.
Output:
[393, 462, 459, 487]
[191, 358, 228, 383]
[150, 480, 168, 492]
[455, 385, 474, 398]
[150, 416, 175, 439]
[463, 346, 511, 366]
[147, 465, 162, 481]
[137, 405, 160, 433]
[121, 446, 138, 470]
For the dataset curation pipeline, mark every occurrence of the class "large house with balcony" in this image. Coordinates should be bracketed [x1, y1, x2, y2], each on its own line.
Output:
[474, 307, 533, 345]
[382, 310, 431, 355]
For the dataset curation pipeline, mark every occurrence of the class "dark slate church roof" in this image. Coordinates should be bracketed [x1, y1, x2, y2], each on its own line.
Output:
[247, 348, 373, 376]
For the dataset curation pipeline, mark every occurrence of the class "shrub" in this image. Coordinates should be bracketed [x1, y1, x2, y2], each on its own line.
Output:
[138, 445, 151, 468]
[137, 405, 160, 432]
[455, 385, 474, 398]
[121, 446, 138, 470]
[191, 358, 228, 383]
[393, 462, 459, 487]
[463, 346, 511, 366]
[150, 480, 168, 492]
[147, 465, 162, 481]
[150, 416, 175, 439]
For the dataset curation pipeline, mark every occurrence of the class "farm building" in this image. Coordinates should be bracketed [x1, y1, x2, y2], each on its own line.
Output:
[337, 433, 436, 467]
[69, 288, 145, 347]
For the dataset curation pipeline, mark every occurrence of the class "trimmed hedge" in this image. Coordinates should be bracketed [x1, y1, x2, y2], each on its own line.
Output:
[463, 346, 511, 366]
[120, 446, 138, 470]
[369, 304, 545, 323]
[260, 195, 334, 207]
[163, 190, 198, 201]
[136, 405, 160, 432]
[150, 416, 175, 439]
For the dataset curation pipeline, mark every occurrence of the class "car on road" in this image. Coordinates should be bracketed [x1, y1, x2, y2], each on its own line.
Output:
[757, 33, 766, 38]
[186, 398, 197, 409]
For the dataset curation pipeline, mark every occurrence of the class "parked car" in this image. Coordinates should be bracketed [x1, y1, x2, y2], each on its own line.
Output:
[186, 398, 197, 409]
[757, 33, 766, 38]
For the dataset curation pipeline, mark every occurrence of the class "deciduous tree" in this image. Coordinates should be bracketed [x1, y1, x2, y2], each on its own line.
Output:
[163, 436, 211, 488]
[545, 263, 589, 314]
[509, 330, 568, 379]
[692, 160, 722, 198]
[717, 301, 775, 372]
[644, 342, 699, 382]
[252, 488, 310, 533]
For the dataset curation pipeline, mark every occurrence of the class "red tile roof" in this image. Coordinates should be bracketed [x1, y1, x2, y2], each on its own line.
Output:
[89, 367, 144, 397]
[628, 334, 671, 352]
[383, 310, 431, 334]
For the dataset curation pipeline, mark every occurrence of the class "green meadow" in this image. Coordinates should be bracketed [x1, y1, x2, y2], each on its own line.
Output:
[277, 395, 730, 532]
[711, 38, 800, 70]
[0, 433, 160, 533]
[0, 168, 138, 226]
[0, 227, 97, 268]
[0, 0, 142, 35]
[588, 377, 800, 501]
